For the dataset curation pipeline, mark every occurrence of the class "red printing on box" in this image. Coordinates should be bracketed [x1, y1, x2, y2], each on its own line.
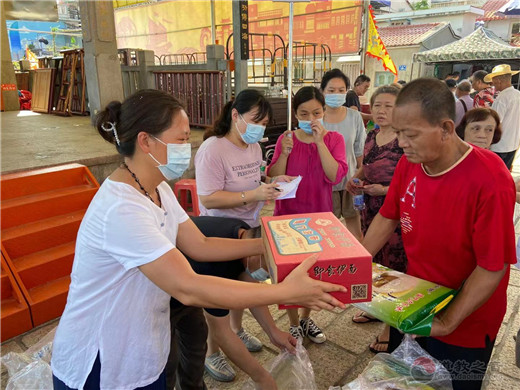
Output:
[261, 212, 372, 308]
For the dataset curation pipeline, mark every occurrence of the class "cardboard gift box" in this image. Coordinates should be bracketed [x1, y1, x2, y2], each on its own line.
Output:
[353, 263, 457, 336]
[261, 212, 372, 308]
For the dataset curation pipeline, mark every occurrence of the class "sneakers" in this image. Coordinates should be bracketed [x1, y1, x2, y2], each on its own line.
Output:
[289, 325, 304, 340]
[204, 352, 236, 382]
[237, 327, 263, 352]
[300, 317, 326, 344]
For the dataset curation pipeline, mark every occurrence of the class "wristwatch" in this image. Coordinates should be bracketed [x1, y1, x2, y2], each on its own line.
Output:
[241, 191, 247, 205]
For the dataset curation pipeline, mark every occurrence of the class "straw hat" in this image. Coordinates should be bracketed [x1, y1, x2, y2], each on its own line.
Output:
[484, 64, 519, 82]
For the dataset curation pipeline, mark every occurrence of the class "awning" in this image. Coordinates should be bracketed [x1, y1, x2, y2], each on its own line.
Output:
[413, 27, 520, 63]
[499, 0, 520, 15]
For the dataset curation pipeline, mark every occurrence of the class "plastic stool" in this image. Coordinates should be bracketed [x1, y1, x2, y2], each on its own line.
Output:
[174, 179, 200, 216]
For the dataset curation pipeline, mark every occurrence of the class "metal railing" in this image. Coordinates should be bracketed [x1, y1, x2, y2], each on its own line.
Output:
[291, 42, 332, 83]
[154, 71, 226, 128]
[119, 49, 227, 128]
[225, 32, 331, 87]
[430, 0, 474, 8]
[160, 52, 207, 65]
[226, 32, 287, 87]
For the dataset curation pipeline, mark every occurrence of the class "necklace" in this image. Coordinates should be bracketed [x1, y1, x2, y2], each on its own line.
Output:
[123, 162, 162, 208]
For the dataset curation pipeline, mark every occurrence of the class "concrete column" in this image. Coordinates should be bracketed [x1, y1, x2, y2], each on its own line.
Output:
[232, 1, 248, 95]
[79, 1, 123, 122]
[206, 44, 225, 71]
[137, 50, 155, 90]
[1, 2, 20, 111]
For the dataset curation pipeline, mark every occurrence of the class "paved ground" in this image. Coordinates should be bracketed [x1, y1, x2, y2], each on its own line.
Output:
[1, 111, 520, 389]
[0, 111, 206, 183]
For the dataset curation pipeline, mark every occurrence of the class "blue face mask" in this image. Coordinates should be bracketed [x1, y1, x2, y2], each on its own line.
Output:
[236, 114, 266, 144]
[298, 117, 324, 134]
[325, 94, 346, 108]
[149, 137, 191, 181]
[246, 267, 270, 282]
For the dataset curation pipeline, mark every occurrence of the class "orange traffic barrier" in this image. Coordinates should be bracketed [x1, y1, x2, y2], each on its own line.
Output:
[1, 164, 99, 334]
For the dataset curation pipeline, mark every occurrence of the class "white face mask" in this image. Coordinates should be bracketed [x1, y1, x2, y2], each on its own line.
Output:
[149, 136, 191, 181]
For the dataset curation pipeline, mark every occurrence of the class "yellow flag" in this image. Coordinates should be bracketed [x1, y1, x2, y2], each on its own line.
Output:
[25, 47, 39, 69]
[366, 5, 397, 76]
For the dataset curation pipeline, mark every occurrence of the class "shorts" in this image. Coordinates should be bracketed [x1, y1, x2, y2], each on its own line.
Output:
[187, 216, 250, 317]
[332, 190, 358, 219]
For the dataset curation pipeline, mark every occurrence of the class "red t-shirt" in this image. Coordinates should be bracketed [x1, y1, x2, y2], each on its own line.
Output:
[380, 146, 516, 348]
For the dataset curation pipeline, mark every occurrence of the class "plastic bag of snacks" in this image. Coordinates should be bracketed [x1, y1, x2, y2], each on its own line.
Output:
[330, 334, 452, 390]
[1, 327, 55, 390]
[353, 263, 457, 336]
[243, 339, 317, 390]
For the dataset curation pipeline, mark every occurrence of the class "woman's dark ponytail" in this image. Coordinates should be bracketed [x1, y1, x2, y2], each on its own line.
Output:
[204, 89, 273, 141]
[96, 101, 122, 146]
[204, 100, 233, 140]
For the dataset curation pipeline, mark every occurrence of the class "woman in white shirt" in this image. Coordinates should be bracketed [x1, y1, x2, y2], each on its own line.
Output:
[321, 69, 366, 241]
[51, 89, 345, 390]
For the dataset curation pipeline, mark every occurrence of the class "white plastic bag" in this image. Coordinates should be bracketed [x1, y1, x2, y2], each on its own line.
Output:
[1, 327, 56, 390]
[330, 334, 452, 390]
[5, 361, 53, 390]
[243, 339, 317, 390]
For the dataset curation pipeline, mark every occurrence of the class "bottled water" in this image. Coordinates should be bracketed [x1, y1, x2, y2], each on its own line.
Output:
[352, 178, 365, 211]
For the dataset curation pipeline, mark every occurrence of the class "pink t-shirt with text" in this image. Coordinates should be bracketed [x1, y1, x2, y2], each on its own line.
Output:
[195, 136, 262, 228]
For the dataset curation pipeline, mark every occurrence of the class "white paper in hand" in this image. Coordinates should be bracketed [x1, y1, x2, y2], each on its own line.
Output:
[275, 176, 302, 200]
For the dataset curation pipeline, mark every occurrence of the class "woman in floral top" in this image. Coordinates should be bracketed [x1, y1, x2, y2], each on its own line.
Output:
[346, 85, 407, 353]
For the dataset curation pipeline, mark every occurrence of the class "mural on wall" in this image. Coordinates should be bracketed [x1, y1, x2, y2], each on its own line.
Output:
[114, 0, 362, 56]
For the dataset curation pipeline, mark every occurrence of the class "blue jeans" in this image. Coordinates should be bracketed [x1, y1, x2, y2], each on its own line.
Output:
[53, 353, 166, 390]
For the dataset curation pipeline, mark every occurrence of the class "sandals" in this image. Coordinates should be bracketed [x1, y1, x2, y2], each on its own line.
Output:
[352, 311, 387, 353]
[369, 336, 389, 354]
[352, 311, 382, 324]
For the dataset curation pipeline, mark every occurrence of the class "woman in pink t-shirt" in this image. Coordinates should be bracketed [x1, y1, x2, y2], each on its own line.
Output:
[268, 86, 348, 345]
[195, 89, 294, 385]
[196, 89, 284, 228]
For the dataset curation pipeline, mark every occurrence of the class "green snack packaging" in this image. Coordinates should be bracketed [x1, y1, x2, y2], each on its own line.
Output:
[352, 263, 457, 336]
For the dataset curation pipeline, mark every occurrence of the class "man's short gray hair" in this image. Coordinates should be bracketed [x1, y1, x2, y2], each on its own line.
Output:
[456, 80, 472, 93]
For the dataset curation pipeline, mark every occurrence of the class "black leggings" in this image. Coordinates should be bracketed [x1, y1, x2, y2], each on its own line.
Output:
[165, 216, 252, 390]
[186, 216, 251, 317]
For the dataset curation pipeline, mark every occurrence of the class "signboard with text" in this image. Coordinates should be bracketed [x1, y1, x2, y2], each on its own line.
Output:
[239, 1, 249, 60]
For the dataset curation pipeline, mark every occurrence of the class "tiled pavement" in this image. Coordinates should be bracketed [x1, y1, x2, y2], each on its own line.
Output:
[2, 269, 519, 389]
[2, 202, 519, 389]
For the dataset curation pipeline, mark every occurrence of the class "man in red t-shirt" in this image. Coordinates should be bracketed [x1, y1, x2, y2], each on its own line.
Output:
[363, 78, 516, 390]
